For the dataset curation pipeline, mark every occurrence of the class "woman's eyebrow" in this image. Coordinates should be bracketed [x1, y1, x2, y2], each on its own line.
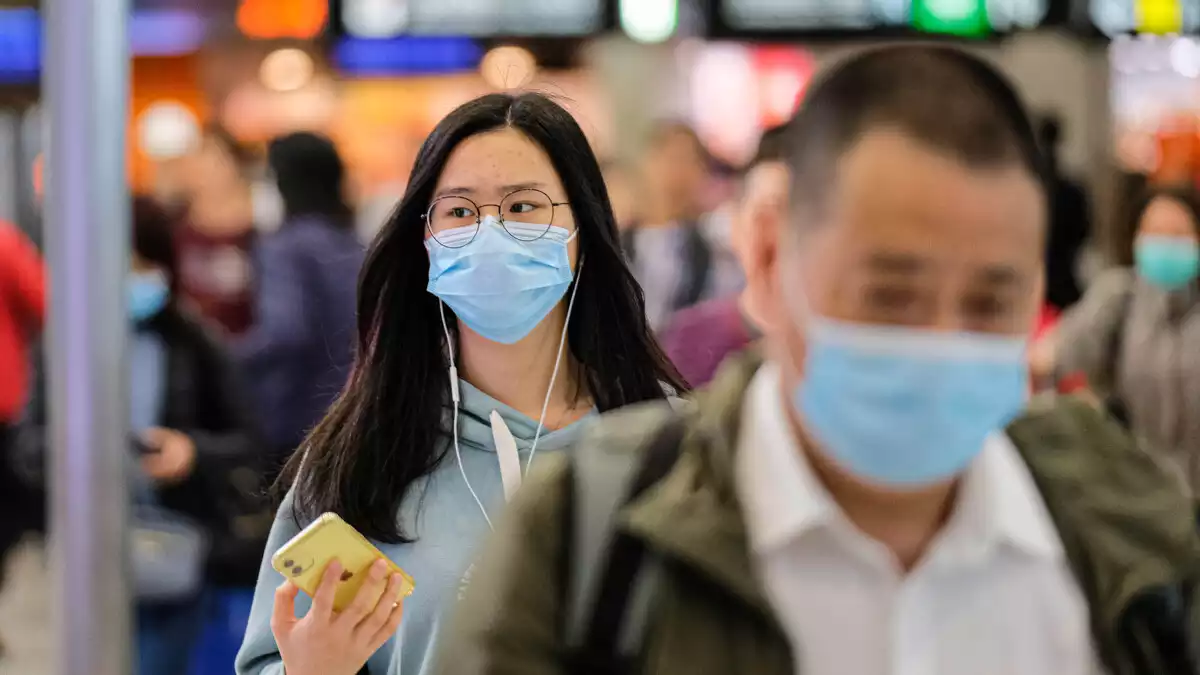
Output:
[499, 181, 547, 193]
[433, 186, 475, 199]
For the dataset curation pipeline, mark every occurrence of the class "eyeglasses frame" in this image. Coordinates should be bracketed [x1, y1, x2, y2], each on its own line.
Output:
[422, 187, 571, 249]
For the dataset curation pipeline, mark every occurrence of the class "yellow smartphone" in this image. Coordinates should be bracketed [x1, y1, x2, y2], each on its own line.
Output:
[271, 512, 415, 612]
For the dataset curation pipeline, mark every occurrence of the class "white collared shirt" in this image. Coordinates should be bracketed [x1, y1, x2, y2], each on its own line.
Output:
[736, 363, 1104, 675]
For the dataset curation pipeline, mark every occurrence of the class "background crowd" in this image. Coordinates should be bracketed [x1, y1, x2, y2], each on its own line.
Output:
[2, 3, 1200, 672]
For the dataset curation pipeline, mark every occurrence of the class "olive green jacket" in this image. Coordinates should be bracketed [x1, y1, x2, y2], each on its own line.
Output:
[436, 353, 1200, 675]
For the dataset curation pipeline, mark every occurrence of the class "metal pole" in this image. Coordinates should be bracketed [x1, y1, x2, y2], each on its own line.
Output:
[43, 0, 132, 671]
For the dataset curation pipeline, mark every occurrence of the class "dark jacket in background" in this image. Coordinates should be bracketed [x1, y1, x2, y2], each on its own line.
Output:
[1044, 172, 1091, 310]
[235, 216, 364, 459]
[14, 307, 269, 585]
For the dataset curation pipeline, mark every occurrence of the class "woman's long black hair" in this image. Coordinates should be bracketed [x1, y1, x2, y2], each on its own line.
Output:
[277, 92, 688, 543]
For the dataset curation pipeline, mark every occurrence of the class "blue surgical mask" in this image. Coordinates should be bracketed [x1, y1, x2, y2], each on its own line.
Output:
[426, 216, 576, 344]
[128, 270, 169, 322]
[1135, 235, 1199, 291]
[794, 317, 1028, 487]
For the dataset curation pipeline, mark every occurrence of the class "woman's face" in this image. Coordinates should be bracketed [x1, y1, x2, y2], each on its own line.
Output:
[429, 127, 579, 267]
[1137, 196, 1199, 243]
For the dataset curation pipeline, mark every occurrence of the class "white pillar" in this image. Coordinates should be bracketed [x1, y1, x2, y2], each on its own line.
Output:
[43, 0, 132, 671]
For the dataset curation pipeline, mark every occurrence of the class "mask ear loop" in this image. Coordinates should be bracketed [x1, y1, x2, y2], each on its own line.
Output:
[525, 254, 584, 474]
[441, 300, 495, 531]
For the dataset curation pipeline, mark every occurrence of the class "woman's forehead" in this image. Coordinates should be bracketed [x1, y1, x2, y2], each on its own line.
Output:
[435, 129, 564, 197]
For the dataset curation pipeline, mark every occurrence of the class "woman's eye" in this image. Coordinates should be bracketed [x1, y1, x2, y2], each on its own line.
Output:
[510, 202, 537, 214]
[449, 207, 474, 218]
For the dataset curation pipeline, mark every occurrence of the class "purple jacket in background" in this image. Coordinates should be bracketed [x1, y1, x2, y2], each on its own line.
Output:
[235, 216, 365, 452]
[661, 297, 754, 389]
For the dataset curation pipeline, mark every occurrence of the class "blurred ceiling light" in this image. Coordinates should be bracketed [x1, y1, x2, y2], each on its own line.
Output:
[238, 0, 327, 39]
[480, 45, 537, 90]
[343, 0, 409, 38]
[138, 101, 201, 161]
[261, 48, 315, 93]
[1170, 36, 1200, 76]
[620, 0, 677, 44]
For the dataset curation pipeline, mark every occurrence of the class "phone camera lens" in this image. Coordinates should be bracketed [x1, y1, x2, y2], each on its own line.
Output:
[291, 566, 303, 577]
[283, 559, 294, 567]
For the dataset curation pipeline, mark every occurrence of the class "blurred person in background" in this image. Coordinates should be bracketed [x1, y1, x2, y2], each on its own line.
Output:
[437, 46, 1200, 675]
[0, 219, 44, 659]
[661, 123, 790, 387]
[236, 92, 685, 675]
[14, 196, 262, 674]
[1039, 114, 1092, 311]
[624, 122, 743, 331]
[235, 132, 365, 478]
[1048, 185, 1200, 492]
[176, 125, 259, 335]
[600, 160, 638, 231]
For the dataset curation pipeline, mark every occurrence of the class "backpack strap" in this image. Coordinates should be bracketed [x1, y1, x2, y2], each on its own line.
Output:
[620, 227, 637, 265]
[673, 221, 712, 311]
[561, 415, 687, 673]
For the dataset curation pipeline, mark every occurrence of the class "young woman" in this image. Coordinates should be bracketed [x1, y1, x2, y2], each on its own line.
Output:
[236, 92, 686, 675]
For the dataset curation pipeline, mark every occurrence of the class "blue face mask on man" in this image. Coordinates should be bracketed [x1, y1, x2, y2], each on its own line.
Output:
[791, 298, 1029, 487]
[128, 270, 169, 322]
[426, 215, 578, 344]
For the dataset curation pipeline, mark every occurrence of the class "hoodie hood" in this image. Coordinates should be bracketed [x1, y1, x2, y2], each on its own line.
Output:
[451, 378, 598, 455]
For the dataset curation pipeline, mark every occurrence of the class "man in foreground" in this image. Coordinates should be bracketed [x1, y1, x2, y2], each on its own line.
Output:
[436, 46, 1199, 675]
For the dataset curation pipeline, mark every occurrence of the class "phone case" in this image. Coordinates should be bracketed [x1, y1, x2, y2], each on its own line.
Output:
[271, 512, 415, 612]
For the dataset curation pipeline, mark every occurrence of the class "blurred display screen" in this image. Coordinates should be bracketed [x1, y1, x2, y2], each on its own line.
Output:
[0, 7, 206, 83]
[337, 0, 606, 37]
[0, 8, 37, 84]
[715, 0, 1049, 35]
[1091, 0, 1200, 35]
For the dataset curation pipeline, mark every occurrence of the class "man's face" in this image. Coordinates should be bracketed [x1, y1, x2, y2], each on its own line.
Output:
[747, 129, 1045, 386]
[645, 131, 708, 209]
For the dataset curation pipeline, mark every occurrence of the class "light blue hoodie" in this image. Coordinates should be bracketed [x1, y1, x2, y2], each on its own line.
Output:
[235, 379, 597, 675]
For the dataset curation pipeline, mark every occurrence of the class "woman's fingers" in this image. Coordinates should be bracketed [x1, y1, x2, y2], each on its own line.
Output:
[270, 581, 300, 636]
[369, 596, 405, 648]
[311, 560, 344, 620]
[338, 560, 388, 626]
[357, 573, 405, 639]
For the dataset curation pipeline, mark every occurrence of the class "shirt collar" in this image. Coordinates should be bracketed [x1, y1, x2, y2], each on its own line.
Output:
[736, 363, 1063, 562]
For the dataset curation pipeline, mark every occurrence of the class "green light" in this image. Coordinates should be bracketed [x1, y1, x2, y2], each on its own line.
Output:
[911, 0, 990, 36]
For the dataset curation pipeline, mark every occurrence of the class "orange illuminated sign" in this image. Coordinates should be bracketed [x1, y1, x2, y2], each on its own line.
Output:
[237, 0, 327, 39]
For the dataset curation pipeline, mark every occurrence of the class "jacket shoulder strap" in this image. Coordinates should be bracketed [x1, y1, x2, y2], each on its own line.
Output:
[1006, 396, 1200, 674]
[561, 414, 687, 673]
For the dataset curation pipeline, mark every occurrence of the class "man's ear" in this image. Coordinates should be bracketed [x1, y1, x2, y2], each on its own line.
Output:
[739, 205, 784, 332]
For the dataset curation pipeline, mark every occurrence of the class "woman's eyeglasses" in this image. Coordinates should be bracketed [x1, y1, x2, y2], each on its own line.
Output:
[423, 188, 571, 249]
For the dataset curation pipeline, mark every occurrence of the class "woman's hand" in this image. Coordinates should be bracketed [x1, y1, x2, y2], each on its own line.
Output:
[272, 559, 406, 675]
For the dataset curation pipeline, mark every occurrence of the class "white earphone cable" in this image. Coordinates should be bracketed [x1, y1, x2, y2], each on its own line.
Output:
[441, 300, 494, 531]
[525, 257, 584, 474]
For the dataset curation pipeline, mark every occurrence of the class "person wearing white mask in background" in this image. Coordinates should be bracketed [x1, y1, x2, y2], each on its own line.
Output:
[433, 46, 1200, 675]
[235, 92, 687, 675]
